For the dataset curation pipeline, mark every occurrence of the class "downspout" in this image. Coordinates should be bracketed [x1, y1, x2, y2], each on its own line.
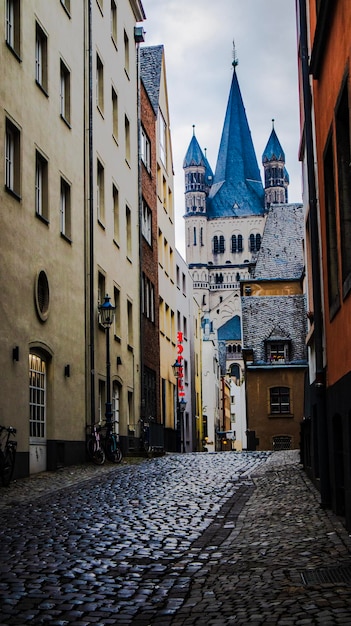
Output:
[88, 0, 95, 423]
[299, 0, 330, 507]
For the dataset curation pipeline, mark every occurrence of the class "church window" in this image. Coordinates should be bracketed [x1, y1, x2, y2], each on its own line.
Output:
[213, 236, 219, 254]
[219, 235, 225, 253]
[200, 227, 203, 246]
[256, 234, 261, 251]
[249, 234, 255, 251]
[238, 235, 243, 252]
[193, 227, 197, 245]
[231, 235, 237, 252]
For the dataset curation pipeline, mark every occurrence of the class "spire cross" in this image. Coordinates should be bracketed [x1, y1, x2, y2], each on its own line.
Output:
[192, 124, 195, 136]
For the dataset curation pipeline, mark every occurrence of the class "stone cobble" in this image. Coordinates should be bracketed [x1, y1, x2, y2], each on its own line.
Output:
[1, 451, 351, 625]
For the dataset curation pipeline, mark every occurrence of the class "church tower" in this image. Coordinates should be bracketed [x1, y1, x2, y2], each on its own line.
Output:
[262, 120, 289, 208]
[183, 126, 213, 266]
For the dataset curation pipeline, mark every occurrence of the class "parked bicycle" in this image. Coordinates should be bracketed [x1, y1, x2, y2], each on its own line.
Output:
[86, 423, 105, 465]
[101, 420, 122, 464]
[0, 425, 17, 487]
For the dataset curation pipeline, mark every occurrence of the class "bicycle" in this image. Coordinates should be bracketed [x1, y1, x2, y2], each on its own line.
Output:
[0, 425, 17, 487]
[101, 421, 122, 464]
[86, 423, 105, 465]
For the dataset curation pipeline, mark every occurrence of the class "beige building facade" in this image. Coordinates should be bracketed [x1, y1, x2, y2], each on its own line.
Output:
[0, 0, 145, 477]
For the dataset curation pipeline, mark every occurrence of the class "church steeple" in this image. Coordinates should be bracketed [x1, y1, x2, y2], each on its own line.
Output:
[207, 62, 265, 218]
[262, 120, 289, 208]
[183, 126, 213, 215]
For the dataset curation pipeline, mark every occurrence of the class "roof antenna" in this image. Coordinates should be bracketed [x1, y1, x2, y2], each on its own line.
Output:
[232, 40, 238, 68]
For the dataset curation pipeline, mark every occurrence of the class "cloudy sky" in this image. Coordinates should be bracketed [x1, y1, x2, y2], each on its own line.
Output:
[141, 0, 301, 257]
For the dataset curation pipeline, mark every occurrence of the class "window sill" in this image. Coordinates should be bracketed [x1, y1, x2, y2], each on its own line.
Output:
[98, 219, 106, 230]
[35, 80, 49, 97]
[60, 114, 71, 129]
[127, 344, 134, 352]
[35, 212, 49, 226]
[60, 232, 72, 244]
[269, 413, 294, 419]
[5, 185, 21, 202]
[6, 42, 21, 62]
[114, 334, 121, 343]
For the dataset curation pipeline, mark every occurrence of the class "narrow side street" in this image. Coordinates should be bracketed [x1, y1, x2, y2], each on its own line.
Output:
[1, 452, 351, 625]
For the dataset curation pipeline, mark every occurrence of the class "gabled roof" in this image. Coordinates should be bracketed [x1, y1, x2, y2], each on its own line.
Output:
[253, 203, 304, 280]
[140, 45, 164, 114]
[207, 68, 265, 218]
[262, 126, 285, 162]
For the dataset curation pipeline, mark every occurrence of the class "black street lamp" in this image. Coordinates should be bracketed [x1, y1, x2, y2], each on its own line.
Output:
[99, 294, 116, 432]
[172, 359, 187, 452]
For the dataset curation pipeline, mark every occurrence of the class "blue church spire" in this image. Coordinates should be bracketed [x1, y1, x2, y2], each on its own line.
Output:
[207, 58, 265, 218]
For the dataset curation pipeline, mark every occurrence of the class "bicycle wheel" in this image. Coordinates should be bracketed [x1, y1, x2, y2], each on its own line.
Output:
[105, 437, 122, 463]
[92, 447, 105, 465]
[86, 436, 95, 461]
[2, 447, 16, 487]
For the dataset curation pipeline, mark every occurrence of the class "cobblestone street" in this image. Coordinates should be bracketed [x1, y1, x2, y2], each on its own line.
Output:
[1, 451, 351, 625]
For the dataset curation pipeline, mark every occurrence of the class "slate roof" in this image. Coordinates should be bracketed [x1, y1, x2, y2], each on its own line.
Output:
[140, 45, 163, 114]
[183, 133, 214, 184]
[253, 203, 304, 280]
[218, 315, 241, 341]
[207, 68, 265, 218]
[262, 127, 285, 162]
[242, 294, 307, 364]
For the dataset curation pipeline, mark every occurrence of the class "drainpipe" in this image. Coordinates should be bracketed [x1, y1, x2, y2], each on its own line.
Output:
[299, 0, 330, 507]
[88, 0, 95, 423]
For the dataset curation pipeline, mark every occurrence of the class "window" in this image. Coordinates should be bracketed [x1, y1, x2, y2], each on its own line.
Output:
[112, 183, 119, 242]
[267, 342, 289, 363]
[60, 60, 71, 124]
[213, 236, 219, 254]
[29, 353, 46, 439]
[60, 177, 71, 239]
[112, 382, 120, 435]
[249, 233, 261, 252]
[143, 367, 157, 420]
[231, 235, 237, 253]
[35, 270, 50, 321]
[112, 87, 118, 140]
[336, 81, 351, 294]
[98, 272, 106, 318]
[158, 110, 167, 166]
[5, 118, 21, 197]
[142, 274, 155, 322]
[6, 0, 20, 57]
[111, 0, 117, 45]
[142, 199, 152, 245]
[97, 160, 105, 224]
[141, 125, 151, 171]
[200, 227, 203, 246]
[96, 54, 104, 113]
[35, 151, 48, 221]
[124, 30, 129, 75]
[113, 286, 120, 338]
[125, 115, 130, 163]
[126, 205, 131, 257]
[127, 300, 133, 347]
[35, 23, 48, 92]
[193, 227, 197, 245]
[270, 387, 290, 414]
[238, 234, 243, 252]
[324, 135, 339, 310]
[219, 235, 225, 253]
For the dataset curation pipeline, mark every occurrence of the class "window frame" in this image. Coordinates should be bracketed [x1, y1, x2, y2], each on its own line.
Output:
[60, 176, 72, 241]
[142, 199, 152, 245]
[5, 117, 21, 198]
[60, 59, 71, 125]
[270, 386, 291, 415]
[35, 150, 49, 222]
[141, 125, 151, 172]
[35, 22, 48, 94]
[6, 0, 20, 59]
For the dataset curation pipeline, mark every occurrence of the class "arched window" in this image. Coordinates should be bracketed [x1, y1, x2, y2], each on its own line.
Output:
[219, 235, 225, 253]
[231, 235, 237, 252]
[213, 236, 219, 253]
[238, 234, 243, 252]
[193, 226, 197, 245]
[249, 233, 255, 251]
[200, 227, 203, 246]
[256, 233, 261, 251]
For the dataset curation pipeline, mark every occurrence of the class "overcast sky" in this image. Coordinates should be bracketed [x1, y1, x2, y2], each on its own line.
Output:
[141, 0, 301, 257]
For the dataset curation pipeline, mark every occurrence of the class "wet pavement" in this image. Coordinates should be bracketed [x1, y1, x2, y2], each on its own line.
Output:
[1, 451, 351, 625]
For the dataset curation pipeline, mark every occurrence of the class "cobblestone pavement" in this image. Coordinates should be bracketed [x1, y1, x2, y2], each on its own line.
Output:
[1, 451, 351, 625]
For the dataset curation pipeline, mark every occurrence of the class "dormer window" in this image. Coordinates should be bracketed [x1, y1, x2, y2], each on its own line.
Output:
[266, 341, 290, 363]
